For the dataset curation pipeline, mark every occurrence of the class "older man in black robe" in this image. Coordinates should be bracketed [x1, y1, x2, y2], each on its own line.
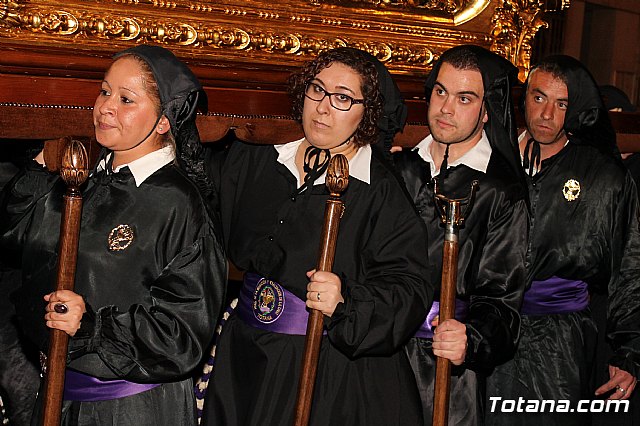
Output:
[486, 55, 640, 425]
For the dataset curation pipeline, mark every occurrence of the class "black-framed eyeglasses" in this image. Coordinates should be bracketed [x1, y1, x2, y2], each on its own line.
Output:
[304, 82, 364, 112]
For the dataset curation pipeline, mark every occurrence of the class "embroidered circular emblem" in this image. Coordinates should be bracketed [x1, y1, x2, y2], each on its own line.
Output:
[108, 224, 134, 251]
[563, 179, 581, 201]
[252, 278, 285, 324]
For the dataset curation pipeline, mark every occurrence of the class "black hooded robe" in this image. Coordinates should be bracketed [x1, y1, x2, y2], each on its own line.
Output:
[200, 141, 432, 426]
[486, 56, 640, 426]
[396, 146, 528, 426]
[0, 157, 226, 426]
[395, 45, 528, 426]
[486, 141, 640, 426]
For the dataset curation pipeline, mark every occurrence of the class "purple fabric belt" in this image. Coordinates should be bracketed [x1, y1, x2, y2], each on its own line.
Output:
[63, 369, 160, 402]
[521, 276, 589, 316]
[414, 299, 469, 339]
[236, 272, 323, 335]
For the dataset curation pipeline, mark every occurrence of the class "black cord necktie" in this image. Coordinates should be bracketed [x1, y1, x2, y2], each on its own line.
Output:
[296, 145, 331, 195]
[522, 137, 541, 177]
[437, 143, 451, 190]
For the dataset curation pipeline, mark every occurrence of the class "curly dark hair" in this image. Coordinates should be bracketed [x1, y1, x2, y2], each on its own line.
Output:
[287, 48, 383, 148]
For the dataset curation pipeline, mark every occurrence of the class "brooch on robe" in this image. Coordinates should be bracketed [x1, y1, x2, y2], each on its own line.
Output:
[562, 179, 581, 201]
[108, 224, 134, 251]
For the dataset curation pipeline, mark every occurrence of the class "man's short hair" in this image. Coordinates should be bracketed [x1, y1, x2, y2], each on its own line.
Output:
[529, 59, 569, 86]
[440, 46, 481, 73]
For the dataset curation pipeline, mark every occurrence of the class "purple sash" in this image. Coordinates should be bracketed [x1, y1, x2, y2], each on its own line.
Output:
[236, 272, 322, 335]
[64, 369, 160, 402]
[414, 299, 469, 339]
[521, 276, 589, 316]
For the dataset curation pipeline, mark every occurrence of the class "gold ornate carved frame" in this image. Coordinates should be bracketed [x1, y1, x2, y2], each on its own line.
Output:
[0, 0, 571, 140]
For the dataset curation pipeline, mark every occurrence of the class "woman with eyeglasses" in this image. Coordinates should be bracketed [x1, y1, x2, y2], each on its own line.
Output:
[201, 48, 433, 425]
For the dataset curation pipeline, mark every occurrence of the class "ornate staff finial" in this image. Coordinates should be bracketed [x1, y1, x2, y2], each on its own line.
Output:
[60, 138, 89, 190]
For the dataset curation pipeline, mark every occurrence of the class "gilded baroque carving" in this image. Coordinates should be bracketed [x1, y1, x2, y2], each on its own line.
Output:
[0, 0, 550, 77]
[313, 0, 467, 14]
[307, 0, 491, 25]
[490, 0, 568, 81]
[0, 0, 24, 30]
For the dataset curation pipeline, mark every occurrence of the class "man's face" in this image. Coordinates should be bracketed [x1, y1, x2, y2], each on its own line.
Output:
[427, 62, 487, 145]
[524, 69, 569, 145]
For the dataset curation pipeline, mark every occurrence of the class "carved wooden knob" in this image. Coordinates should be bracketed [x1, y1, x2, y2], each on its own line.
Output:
[326, 154, 349, 195]
[60, 139, 89, 188]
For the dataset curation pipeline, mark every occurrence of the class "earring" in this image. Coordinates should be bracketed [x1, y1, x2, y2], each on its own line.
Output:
[159, 126, 163, 131]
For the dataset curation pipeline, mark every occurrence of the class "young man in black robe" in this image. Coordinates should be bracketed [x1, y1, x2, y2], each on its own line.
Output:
[394, 45, 529, 425]
[486, 55, 640, 425]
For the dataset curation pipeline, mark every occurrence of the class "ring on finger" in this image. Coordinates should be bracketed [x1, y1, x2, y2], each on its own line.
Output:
[616, 385, 626, 394]
[54, 303, 69, 314]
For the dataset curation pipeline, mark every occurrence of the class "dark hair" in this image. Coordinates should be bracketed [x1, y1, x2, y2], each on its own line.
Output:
[287, 48, 383, 148]
[529, 59, 570, 87]
[424, 45, 484, 101]
[440, 46, 481, 73]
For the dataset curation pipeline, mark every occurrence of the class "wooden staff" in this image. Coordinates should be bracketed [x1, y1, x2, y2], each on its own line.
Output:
[41, 138, 89, 426]
[293, 154, 349, 426]
[432, 180, 478, 426]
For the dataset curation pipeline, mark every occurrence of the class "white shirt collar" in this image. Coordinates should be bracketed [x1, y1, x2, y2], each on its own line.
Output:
[97, 145, 176, 187]
[273, 138, 371, 188]
[413, 130, 492, 177]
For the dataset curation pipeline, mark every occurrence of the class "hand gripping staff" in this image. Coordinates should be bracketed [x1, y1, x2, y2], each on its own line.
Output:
[41, 139, 89, 426]
[432, 180, 478, 426]
[293, 154, 349, 426]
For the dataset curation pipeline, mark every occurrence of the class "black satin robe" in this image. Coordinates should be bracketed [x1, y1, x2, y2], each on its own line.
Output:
[0, 160, 226, 423]
[395, 149, 528, 425]
[486, 142, 640, 426]
[201, 141, 433, 426]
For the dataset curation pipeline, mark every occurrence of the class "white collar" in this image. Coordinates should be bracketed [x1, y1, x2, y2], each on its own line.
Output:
[413, 130, 492, 177]
[97, 145, 176, 187]
[273, 138, 371, 187]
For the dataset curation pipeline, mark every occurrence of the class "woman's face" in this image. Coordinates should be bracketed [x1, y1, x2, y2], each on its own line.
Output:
[93, 57, 169, 164]
[302, 62, 365, 150]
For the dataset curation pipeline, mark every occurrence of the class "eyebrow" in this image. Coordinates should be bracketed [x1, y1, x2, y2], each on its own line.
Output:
[107, 83, 138, 98]
[532, 87, 569, 103]
[434, 81, 481, 98]
[313, 77, 358, 96]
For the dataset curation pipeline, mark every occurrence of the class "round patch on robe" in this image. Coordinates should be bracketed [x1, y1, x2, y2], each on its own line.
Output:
[563, 179, 581, 201]
[108, 224, 135, 251]
[252, 278, 285, 324]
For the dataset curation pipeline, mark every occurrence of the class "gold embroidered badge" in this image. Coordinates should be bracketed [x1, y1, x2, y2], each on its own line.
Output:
[108, 224, 134, 251]
[563, 179, 581, 201]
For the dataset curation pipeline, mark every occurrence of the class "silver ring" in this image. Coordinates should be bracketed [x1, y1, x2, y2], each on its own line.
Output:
[316, 292, 321, 301]
[54, 303, 69, 314]
[617, 385, 626, 394]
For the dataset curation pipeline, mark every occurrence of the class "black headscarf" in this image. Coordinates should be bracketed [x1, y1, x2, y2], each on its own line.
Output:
[113, 44, 212, 197]
[342, 48, 408, 157]
[424, 45, 524, 187]
[523, 55, 618, 170]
